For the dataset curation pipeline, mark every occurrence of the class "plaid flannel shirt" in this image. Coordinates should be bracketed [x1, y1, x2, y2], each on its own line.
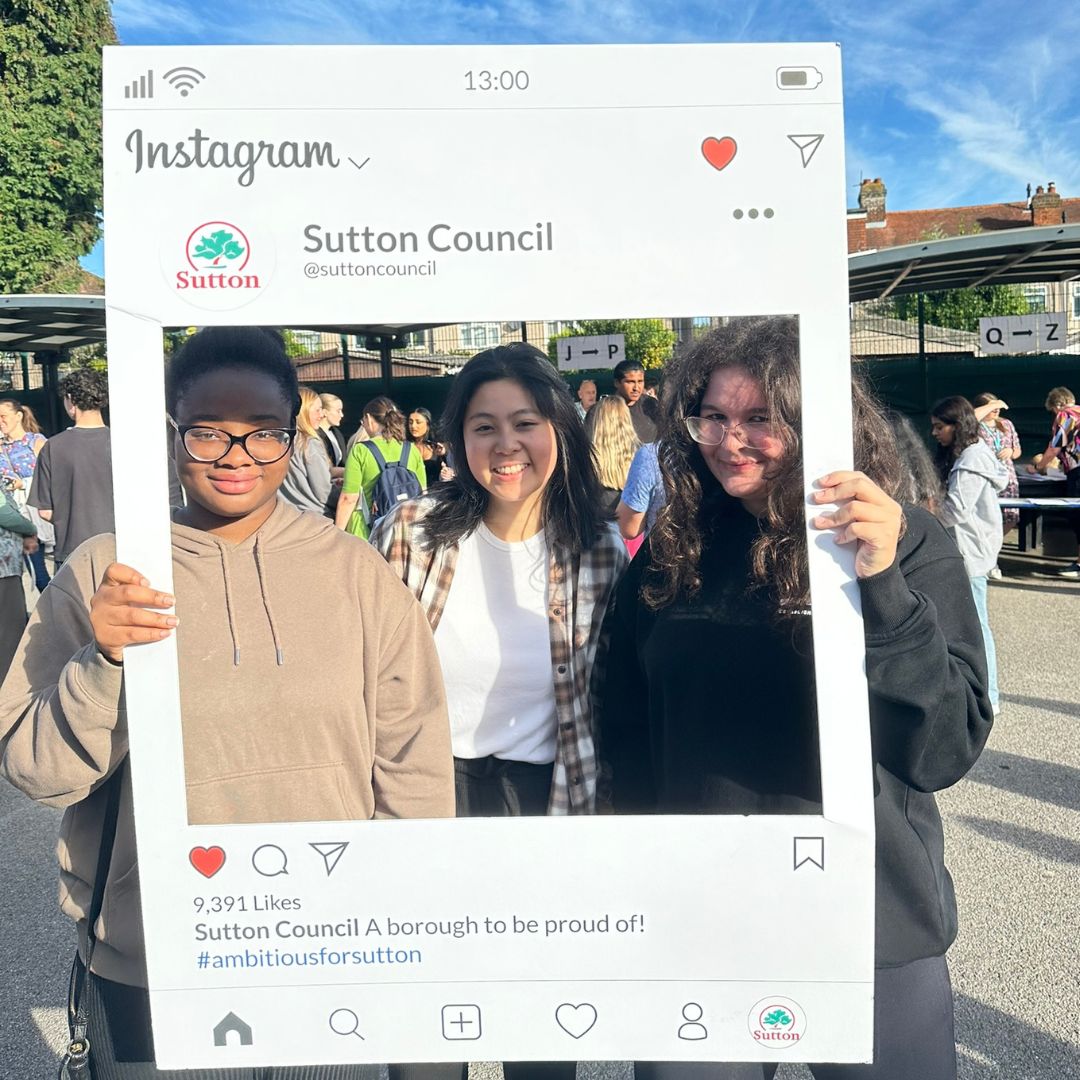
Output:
[370, 496, 628, 814]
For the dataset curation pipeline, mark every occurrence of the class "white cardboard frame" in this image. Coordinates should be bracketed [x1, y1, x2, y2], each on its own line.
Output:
[103, 43, 874, 1068]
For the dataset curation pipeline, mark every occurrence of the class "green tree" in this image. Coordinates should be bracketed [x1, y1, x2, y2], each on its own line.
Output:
[889, 285, 1031, 333]
[0, 0, 115, 293]
[547, 318, 677, 371]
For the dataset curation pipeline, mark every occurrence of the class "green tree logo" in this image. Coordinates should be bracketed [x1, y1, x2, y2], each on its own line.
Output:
[192, 229, 245, 266]
[764, 1009, 792, 1029]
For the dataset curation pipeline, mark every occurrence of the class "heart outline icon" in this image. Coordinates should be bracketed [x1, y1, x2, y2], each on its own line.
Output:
[701, 136, 738, 172]
[555, 1002, 598, 1039]
[189, 846, 226, 878]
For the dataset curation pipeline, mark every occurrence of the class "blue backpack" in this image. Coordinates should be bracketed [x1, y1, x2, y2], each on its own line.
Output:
[364, 442, 422, 524]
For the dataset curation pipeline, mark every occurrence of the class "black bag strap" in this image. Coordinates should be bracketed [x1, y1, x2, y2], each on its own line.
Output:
[62, 765, 124, 1078]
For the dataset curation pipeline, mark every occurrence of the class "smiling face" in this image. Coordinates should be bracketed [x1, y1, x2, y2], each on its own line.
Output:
[305, 397, 325, 429]
[0, 402, 22, 438]
[408, 412, 430, 440]
[173, 366, 294, 541]
[464, 378, 558, 526]
[930, 416, 955, 447]
[695, 365, 785, 515]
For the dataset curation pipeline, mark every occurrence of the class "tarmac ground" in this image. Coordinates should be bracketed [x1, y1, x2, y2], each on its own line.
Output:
[2, 545, 1077, 1079]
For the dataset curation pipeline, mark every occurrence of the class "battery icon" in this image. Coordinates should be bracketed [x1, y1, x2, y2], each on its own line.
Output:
[776, 67, 823, 90]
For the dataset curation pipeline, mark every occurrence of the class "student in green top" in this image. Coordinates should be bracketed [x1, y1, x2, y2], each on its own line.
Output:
[335, 396, 427, 539]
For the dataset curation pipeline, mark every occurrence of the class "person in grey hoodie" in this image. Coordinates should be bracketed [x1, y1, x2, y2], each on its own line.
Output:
[931, 396, 1009, 714]
[0, 327, 454, 1079]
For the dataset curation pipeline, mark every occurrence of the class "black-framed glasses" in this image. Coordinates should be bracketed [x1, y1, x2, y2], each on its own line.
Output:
[684, 416, 776, 449]
[168, 417, 295, 464]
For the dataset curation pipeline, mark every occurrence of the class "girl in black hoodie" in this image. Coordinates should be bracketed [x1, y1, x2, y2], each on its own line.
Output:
[598, 318, 993, 1080]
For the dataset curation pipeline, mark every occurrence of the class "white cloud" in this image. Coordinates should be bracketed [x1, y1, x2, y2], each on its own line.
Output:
[112, 0, 205, 36]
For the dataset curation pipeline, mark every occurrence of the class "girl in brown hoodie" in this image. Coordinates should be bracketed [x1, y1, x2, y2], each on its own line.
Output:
[0, 327, 453, 1078]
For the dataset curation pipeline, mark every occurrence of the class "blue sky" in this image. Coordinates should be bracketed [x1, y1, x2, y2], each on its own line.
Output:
[82, 0, 1080, 276]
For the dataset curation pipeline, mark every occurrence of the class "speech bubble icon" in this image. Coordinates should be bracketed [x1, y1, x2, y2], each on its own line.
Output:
[251, 843, 289, 877]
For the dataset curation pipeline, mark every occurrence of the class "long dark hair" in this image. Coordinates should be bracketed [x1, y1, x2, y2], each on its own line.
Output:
[930, 396, 979, 481]
[644, 317, 904, 613]
[421, 343, 604, 553]
[885, 409, 943, 512]
[408, 406, 437, 447]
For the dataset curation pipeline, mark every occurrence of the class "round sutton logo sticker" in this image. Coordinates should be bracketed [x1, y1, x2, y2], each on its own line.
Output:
[747, 996, 806, 1048]
[160, 219, 275, 311]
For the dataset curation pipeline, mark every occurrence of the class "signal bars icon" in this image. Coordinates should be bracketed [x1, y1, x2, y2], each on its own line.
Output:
[123, 70, 154, 99]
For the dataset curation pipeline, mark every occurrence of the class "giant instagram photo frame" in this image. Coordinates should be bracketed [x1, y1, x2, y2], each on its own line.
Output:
[103, 43, 873, 1068]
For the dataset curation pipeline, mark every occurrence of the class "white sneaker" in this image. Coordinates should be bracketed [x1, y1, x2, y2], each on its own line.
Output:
[988, 566, 1003, 580]
[1056, 562, 1080, 579]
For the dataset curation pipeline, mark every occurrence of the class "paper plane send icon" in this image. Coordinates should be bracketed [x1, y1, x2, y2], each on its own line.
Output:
[310, 841, 349, 877]
[787, 134, 824, 168]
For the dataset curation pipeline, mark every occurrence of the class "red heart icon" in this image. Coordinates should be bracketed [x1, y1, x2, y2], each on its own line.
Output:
[189, 846, 226, 878]
[702, 136, 738, 172]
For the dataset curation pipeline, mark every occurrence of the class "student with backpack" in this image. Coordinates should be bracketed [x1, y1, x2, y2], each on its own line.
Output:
[335, 396, 426, 539]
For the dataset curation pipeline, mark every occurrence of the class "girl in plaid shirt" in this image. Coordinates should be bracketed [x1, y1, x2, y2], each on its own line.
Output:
[372, 344, 628, 1080]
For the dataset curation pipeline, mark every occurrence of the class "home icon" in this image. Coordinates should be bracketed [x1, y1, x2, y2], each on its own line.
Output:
[213, 1012, 253, 1047]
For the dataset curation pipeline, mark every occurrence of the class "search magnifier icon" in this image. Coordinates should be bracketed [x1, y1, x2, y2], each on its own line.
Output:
[329, 1008, 365, 1039]
[986, 327, 1004, 346]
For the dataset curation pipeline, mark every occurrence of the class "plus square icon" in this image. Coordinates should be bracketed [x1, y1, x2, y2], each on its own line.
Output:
[441, 1004, 482, 1040]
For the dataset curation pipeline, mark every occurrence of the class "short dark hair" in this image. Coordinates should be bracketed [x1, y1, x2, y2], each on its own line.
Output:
[421, 342, 604, 553]
[612, 359, 644, 382]
[59, 368, 109, 412]
[165, 327, 300, 421]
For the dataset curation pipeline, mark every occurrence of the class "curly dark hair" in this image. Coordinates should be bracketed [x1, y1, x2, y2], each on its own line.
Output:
[421, 343, 604, 553]
[644, 317, 905, 613]
[930, 396, 979, 482]
[59, 368, 109, 412]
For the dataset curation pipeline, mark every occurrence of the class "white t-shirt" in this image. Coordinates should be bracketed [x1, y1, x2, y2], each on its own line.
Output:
[434, 523, 556, 763]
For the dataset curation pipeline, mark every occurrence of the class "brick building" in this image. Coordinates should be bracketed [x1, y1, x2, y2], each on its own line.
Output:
[848, 178, 1080, 325]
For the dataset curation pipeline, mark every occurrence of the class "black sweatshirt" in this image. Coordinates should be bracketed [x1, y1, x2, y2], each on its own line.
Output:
[597, 495, 994, 966]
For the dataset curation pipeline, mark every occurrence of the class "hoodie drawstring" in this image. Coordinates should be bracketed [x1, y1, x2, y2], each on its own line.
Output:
[254, 537, 285, 666]
[219, 547, 242, 667]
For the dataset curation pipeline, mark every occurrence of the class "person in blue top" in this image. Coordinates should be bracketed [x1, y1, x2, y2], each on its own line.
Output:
[617, 440, 665, 544]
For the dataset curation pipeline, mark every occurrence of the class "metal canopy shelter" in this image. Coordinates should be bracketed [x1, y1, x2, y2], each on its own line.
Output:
[0, 294, 106, 351]
[848, 223, 1080, 303]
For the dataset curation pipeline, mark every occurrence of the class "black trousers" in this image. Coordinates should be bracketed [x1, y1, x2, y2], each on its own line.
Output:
[79, 964, 379, 1080]
[388, 758, 575, 1080]
[635, 955, 956, 1080]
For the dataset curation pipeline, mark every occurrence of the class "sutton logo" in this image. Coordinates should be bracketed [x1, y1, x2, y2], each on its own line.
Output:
[746, 996, 806, 1048]
[177, 221, 260, 291]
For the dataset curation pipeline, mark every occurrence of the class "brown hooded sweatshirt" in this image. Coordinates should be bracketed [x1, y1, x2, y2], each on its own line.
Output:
[0, 499, 453, 986]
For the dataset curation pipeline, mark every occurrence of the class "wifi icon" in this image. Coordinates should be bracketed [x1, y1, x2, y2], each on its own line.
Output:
[164, 66, 206, 98]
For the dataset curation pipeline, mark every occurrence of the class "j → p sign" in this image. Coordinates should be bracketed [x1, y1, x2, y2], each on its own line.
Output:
[557, 333, 625, 371]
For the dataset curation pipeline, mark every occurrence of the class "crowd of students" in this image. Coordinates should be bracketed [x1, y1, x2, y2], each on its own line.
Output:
[0, 321, 1077, 1079]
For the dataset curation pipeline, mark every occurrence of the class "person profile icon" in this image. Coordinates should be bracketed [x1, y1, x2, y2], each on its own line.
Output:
[677, 1002, 708, 1041]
